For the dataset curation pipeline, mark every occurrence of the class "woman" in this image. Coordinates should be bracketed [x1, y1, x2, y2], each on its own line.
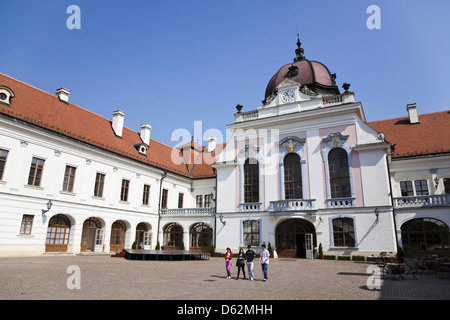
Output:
[224, 247, 233, 279]
[236, 248, 246, 280]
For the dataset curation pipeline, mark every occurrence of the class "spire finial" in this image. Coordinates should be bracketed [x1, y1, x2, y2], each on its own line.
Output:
[294, 32, 305, 62]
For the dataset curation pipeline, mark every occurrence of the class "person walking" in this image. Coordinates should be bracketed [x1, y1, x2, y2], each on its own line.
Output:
[260, 243, 270, 281]
[236, 248, 246, 280]
[224, 247, 233, 279]
[245, 245, 256, 281]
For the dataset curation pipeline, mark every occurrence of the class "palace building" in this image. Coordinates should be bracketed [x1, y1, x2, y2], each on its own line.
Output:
[0, 38, 449, 258]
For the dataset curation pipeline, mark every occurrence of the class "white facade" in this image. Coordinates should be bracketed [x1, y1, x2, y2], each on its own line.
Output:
[214, 79, 398, 258]
[0, 109, 215, 257]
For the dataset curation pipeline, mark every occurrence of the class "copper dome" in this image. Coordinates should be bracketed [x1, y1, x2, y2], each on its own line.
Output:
[264, 38, 340, 101]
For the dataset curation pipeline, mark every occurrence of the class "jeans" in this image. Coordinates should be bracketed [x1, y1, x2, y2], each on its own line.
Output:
[247, 262, 254, 280]
[225, 260, 232, 277]
[261, 263, 268, 280]
[237, 262, 246, 278]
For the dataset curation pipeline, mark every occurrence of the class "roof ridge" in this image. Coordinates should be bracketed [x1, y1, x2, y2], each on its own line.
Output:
[368, 109, 449, 124]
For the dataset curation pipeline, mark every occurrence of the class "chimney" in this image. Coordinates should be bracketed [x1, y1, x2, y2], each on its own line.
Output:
[112, 110, 125, 137]
[208, 136, 217, 153]
[140, 123, 152, 146]
[407, 103, 419, 124]
[56, 87, 70, 103]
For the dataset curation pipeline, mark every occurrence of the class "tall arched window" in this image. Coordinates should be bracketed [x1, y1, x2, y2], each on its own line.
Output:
[328, 148, 351, 198]
[284, 153, 302, 199]
[244, 158, 259, 203]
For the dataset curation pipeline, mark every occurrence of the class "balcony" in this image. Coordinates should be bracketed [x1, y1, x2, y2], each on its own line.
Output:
[269, 199, 317, 214]
[160, 207, 215, 216]
[326, 197, 356, 208]
[239, 203, 262, 212]
[393, 194, 450, 208]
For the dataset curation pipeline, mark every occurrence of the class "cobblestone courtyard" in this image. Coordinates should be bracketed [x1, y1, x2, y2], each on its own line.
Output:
[0, 254, 449, 300]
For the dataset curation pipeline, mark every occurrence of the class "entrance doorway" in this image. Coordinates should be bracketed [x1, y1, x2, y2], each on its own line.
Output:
[110, 220, 127, 252]
[81, 217, 103, 252]
[276, 219, 316, 258]
[45, 214, 71, 253]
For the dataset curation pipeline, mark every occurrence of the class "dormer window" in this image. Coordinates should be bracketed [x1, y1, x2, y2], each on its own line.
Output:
[0, 86, 15, 106]
[134, 143, 149, 155]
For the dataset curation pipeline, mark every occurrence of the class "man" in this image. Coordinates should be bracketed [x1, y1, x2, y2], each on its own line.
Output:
[245, 245, 256, 281]
[259, 243, 270, 281]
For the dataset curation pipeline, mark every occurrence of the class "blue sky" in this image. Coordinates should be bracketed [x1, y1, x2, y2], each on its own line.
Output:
[1, 0, 449, 147]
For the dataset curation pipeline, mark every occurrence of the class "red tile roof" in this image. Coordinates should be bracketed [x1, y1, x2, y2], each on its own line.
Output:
[0, 73, 218, 178]
[368, 110, 450, 159]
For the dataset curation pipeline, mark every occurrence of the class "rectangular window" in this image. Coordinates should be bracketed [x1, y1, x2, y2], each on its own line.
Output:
[414, 180, 429, 196]
[161, 189, 168, 209]
[243, 220, 260, 246]
[120, 179, 130, 202]
[94, 173, 105, 197]
[400, 181, 414, 197]
[142, 184, 150, 205]
[0, 149, 9, 180]
[19, 215, 34, 235]
[196, 195, 203, 208]
[27, 157, 45, 186]
[204, 194, 212, 207]
[444, 178, 450, 194]
[178, 193, 184, 208]
[332, 218, 355, 247]
[62, 165, 76, 192]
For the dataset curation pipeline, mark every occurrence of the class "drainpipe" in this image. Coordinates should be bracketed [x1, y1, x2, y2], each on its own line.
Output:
[213, 167, 218, 249]
[385, 146, 399, 250]
[157, 170, 168, 246]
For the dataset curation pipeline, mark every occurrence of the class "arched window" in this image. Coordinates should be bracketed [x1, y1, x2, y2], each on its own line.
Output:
[46, 214, 71, 252]
[284, 153, 302, 199]
[328, 148, 351, 198]
[244, 158, 259, 203]
[163, 223, 183, 250]
[332, 217, 355, 247]
[401, 218, 449, 254]
[110, 220, 127, 252]
[135, 222, 151, 248]
[190, 223, 212, 252]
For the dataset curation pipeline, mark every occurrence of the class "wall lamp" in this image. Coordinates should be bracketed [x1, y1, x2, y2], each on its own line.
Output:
[374, 208, 380, 221]
[219, 213, 226, 225]
[434, 176, 440, 188]
[42, 200, 53, 216]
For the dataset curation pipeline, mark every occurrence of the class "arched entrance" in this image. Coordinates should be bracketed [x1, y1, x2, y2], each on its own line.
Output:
[190, 223, 212, 252]
[163, 223, 183, 250]
[135, 222, 152, 249]
[81, 217, 103, 252]
[45, 214, 71, 253]
[110, 220, 127, 252]
[401, 218, 449, 257]
[276, 219, 316, 258]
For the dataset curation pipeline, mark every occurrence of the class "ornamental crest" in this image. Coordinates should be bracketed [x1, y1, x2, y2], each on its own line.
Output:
[322, 132, 349, 149]
[279, 136, 306, 153]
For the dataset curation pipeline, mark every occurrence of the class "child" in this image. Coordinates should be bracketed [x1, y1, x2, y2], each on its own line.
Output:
[224, 247, 233, 279]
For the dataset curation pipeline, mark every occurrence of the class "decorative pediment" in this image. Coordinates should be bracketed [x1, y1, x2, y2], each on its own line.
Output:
[279, 136, 306, 153]
[322, 132, 349, 149]
[276, 79, 300, 90]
